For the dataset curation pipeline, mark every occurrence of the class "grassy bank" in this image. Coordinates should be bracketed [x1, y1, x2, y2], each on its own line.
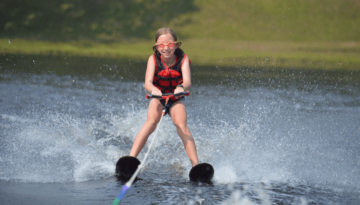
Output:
[2, 0, 359, 41]
[1, 38, 359, 70]
[1, 0, 359, 70]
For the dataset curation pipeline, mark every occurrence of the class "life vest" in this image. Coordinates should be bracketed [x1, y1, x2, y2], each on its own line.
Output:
[153, 48, 188, 94]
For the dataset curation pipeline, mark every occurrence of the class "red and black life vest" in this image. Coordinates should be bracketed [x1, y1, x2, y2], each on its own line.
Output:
[153, 48, 188, 94]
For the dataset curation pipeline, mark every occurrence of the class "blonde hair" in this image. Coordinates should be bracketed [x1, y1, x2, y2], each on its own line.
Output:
[155, 27, 178, 42]
[152, 27, 181, 53]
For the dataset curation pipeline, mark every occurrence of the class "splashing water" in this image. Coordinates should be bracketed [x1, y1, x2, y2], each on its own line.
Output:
[1, 66, 359, 204]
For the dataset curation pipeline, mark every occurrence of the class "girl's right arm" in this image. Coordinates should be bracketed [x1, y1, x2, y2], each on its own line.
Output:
[144, 55, 162, 95]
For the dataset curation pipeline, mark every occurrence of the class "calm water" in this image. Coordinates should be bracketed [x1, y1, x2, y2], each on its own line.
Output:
[1, 54, 360, 204]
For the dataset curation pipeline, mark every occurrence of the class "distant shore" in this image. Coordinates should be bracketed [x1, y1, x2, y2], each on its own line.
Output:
[1, 38, 359, 70]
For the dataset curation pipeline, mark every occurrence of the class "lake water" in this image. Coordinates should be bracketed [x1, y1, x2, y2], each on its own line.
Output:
[1, 54, 359, 204]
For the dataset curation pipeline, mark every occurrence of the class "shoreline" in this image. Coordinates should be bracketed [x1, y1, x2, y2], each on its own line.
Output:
[1, 38, 359, 71]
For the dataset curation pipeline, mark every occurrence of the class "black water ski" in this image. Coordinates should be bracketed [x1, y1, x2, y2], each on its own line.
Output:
[115, 156, 140, 181]
[189, 163, 214, 182]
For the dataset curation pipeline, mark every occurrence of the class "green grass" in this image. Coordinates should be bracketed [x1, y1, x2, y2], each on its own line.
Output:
[2, 38, 359, 70]
[2, 0, 359, 41]
[171, 0, 360, 41]
[1, 0, 359, 70]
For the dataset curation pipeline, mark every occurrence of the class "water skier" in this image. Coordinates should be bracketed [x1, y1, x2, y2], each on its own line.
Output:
[129, 27, 199, 167]
[116, 28, 213, 184]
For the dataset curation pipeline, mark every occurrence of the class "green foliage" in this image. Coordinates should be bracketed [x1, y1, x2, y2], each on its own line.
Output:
[1, 0, 359, 70]
[170, 0, 360, 41]
[1, 0, 359, 41]
[0, 0, 199, 41]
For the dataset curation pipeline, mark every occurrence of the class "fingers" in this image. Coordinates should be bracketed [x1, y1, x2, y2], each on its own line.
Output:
[174, 87, 185, 94]
[174, 87, 184, 99]
[151, 87, 162, 96]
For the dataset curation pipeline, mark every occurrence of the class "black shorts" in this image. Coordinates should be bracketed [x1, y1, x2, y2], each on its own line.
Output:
[159, 97, 184, 116]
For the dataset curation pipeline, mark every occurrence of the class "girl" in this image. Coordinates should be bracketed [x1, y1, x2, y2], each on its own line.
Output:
[129, 27, 199, 167]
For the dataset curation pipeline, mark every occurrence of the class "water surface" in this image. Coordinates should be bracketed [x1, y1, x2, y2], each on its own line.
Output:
[1, 54, 359, 204]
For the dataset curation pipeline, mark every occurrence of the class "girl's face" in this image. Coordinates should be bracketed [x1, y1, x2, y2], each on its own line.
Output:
[156, 33, 178, 60]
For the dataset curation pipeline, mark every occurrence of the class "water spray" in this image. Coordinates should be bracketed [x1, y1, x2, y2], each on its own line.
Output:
[112, 91, 190, 205]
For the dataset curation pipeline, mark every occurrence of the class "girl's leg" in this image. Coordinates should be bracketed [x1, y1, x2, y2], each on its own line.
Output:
[129, 99, 163, 157]
[169, 100, 199, 167]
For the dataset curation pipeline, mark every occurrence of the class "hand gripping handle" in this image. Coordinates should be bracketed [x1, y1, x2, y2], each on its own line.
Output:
[146, 91, 190, 99]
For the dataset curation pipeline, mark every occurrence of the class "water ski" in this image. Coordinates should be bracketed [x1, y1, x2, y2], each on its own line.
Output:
[115, 156, 140, 181]
[189, 163, 214, 182]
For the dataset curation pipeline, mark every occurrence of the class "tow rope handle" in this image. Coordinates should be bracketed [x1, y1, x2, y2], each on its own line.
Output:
[146, 91, 190, 100]
[146, 91, 190, 116]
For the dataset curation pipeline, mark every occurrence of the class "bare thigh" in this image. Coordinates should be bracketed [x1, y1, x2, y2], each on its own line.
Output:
[147, 99, 163, 123]
[169, 100, 187, 126]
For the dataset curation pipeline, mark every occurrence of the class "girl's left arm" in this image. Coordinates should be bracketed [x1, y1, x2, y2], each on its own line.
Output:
[175, 55, 191, 94]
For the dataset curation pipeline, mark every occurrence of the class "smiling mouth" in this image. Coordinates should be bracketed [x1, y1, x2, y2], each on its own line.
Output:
[162, 51, 171, 56]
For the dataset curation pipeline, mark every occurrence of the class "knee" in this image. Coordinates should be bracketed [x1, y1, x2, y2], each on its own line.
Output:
[146, 118, 160, 127]
[174, 122, 188, 132]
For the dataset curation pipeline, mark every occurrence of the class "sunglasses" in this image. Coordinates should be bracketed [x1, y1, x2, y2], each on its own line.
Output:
[155, 42, 177, 49]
